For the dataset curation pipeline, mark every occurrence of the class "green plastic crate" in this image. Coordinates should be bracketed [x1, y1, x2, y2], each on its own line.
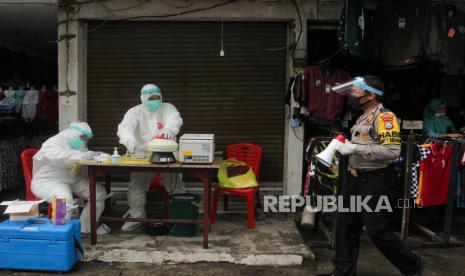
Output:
[168, 193, 201, 237]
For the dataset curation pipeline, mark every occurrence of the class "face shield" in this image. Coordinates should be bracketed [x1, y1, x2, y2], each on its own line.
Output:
[331, 76, 384, 97]
[140, 84, 162, 104]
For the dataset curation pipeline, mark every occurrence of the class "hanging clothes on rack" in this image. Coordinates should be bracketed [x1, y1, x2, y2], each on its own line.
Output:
[336, 0, 368, 60]
[301, 64, 351, 123]
[36, 86, 47, 121]
[304, 137, 339, 201]
[410, 144, 431, 198]
[415, 141, 453, 207]
[22, 87, 39, 122]
[14, 86, 25, 114]
[433, 2, 465, 75]
[457, 142, 465, 207]
[44, 88, 58, 122]
[0, 87, 16, 113]
[371, 0, 439, 68]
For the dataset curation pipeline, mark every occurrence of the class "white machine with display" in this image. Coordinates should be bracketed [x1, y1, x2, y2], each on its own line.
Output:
[179, 134, 215, 163]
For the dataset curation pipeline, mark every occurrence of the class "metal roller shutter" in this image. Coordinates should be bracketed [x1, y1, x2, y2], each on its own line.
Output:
[87, 21, 287, 185]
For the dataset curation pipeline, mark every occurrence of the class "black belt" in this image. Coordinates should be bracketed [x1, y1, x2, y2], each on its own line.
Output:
[352, 168, 388, 178]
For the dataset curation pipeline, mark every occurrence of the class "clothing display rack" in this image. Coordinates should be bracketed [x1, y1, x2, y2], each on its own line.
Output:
[306, 156, 347, 249]
[401, 137, 464, 248]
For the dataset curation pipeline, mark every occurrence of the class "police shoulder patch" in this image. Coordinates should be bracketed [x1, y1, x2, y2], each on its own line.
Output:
[377, 112, 401, 145]
[379, 112, 394, 129]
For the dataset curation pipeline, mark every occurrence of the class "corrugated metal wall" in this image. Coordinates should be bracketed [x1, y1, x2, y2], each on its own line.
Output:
[87, 21, 287, 184]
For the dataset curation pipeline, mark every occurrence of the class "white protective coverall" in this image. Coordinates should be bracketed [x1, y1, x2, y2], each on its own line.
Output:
[31, 122, 109, 234]
[117, 84, 184, 231]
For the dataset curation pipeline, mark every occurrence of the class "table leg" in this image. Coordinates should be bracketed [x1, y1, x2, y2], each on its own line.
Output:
[104, 172, 112, 211]
[89, 167, 97, 245]
[202, 169, 211, 249]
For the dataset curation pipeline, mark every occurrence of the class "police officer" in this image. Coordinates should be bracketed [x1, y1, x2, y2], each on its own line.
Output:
[319, 76, 423, 276]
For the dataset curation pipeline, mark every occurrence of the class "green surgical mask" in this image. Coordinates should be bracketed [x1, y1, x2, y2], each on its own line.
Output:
[147, 100, 161, 111]
[68, 137, 85, 150]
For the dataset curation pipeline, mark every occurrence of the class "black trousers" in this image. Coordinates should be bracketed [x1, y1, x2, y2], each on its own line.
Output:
[332, 171, 420, 275]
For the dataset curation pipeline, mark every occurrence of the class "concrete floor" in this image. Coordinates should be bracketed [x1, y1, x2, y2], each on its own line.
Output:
[2, 188, 465, 275]
[3, 236, 465, 276]
[83, 213, 313, 266]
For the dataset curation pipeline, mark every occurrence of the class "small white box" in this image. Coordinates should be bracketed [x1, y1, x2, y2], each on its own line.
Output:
[179, 134, 215, 163]
[0, 200, 44, 222]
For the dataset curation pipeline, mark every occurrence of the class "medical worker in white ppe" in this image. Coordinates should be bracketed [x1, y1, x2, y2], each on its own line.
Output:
[31, 122, 109, 234]
[117, 84, 184, 231]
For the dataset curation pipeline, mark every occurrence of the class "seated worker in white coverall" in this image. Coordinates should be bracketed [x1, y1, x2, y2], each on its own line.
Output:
[31, 122, 109, 234]
[117, 83, 185, 231]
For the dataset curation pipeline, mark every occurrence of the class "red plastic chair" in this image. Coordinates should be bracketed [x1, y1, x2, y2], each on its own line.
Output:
[21, 149, 39, 201]
[21, 148, 52, 218]
[211, 143, 262, 229]
[150, 172, 169, 218]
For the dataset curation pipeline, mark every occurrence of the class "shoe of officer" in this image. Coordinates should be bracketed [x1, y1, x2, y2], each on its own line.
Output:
[404, 256, 424, 276]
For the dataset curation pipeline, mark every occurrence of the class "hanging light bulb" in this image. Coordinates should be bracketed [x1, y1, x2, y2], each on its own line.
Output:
[220, 13, 225, 57]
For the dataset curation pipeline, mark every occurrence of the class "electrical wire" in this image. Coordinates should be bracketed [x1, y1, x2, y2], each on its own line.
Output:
[58, 0, 237, 26]
[149, 224, 176, 247]
[291, 0, 303, 61]
[314, 44, 347, 65]
[293, 126, 304, 142]
[160, 0, 202, 9]
[220, 8, 224, 54]
[88, 20, 108, 33]
[117, 0, 237, 21]
[99, 0, 149, 12]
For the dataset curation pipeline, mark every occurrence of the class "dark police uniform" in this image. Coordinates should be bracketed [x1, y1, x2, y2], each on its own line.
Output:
[332, 104, 421, 275]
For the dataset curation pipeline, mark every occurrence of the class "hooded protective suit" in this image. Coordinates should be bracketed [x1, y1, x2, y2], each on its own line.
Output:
[117, 84, 184, 231]
[31, 122, 108, 234]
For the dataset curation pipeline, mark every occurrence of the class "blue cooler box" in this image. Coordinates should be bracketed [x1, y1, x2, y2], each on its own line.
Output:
[0, 218, 82, 272]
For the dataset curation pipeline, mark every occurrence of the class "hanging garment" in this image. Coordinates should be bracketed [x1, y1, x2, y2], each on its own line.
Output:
[416, 142, 452, 207]
[301, 65, 351, 121]
[410, 145, 431, 198]
[36, 88, 47, 121]
[457, 170, 465, 208]
[14, 87, 25, 114]
[434, 4, 465, 75]
[0, 88, 16, 113]
[41, 89, 58, 122]
[22, 88, 39, 121]
[305, 137, 339, 202]
[371, 0, 439, 67]
[337, 0, 368, 60]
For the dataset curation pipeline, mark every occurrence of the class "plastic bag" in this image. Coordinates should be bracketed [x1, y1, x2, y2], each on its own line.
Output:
[218, 158, 258, 189]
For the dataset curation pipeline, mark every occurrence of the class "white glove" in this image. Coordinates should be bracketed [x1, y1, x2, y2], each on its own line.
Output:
[81, 151, 97, 160]
[126, 139, 137, 153]
[159, 128, 173, 139]
[335, 141, 357, 156]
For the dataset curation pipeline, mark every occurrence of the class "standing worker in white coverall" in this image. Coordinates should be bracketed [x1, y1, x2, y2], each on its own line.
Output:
[31, 122, 109, 234]
[117, 84, 185, 231]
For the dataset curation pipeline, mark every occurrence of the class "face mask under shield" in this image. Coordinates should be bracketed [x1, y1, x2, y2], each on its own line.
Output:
[330, 76, 384, 97]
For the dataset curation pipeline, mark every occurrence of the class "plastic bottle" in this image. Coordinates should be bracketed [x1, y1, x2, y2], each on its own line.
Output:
[112, 147, 121, 164]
